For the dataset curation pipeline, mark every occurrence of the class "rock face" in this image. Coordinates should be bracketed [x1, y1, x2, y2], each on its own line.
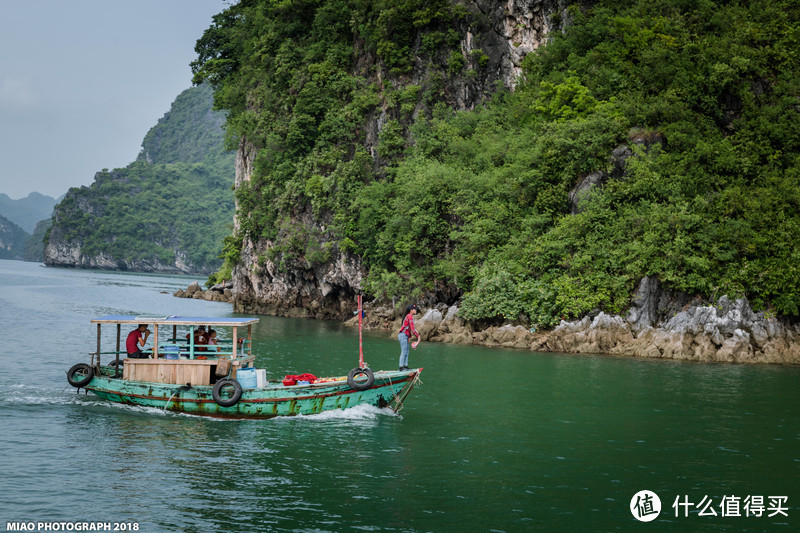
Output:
[345, 277, 800, 365]
[233, 231, 363, 319]
[458, 0, 572, 97]
[542, 286, 800, 364]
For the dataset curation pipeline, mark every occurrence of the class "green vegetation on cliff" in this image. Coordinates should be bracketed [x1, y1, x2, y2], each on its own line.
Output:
[46, 84, 234, 274]
[23, 217, 50, 262]
[0, 214, 29, 260]
[194, 0, 800, 322]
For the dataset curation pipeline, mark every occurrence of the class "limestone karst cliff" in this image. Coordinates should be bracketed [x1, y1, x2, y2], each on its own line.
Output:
[193, 0, 800, 363]
[214, 0, 576, 319]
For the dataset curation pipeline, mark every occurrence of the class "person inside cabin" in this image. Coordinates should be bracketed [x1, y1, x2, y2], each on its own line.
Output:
[186, 326, 208, 352]
[195, 326, 209, 352]
[397, 303, 421, 371]
[126, 324, 151, 358]
[207, 329, 220, 352]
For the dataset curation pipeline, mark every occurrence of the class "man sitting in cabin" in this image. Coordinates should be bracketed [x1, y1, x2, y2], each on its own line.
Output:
[126, 324, 151, 358]
[185, 326, 208, 352]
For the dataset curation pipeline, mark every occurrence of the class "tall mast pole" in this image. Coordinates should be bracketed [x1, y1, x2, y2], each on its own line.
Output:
[358, 294, 364, 368]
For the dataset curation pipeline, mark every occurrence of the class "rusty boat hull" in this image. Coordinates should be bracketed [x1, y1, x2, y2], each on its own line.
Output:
[79, 367, 422, 418]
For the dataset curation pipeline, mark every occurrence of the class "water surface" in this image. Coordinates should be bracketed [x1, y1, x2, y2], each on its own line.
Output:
[0, 260, 797, 532]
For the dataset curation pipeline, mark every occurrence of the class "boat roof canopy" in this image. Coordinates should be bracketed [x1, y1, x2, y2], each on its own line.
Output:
[91, 315, 259, 327]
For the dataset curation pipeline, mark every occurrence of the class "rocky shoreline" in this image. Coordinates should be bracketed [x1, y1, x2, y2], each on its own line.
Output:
[345, 277, 800, 365]
[176, 276, 800, 365]
[173, 280, 234, 303]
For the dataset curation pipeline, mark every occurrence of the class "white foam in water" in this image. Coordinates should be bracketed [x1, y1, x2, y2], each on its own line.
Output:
[1, 383, 75, 407]
[293, 403, 400, 422]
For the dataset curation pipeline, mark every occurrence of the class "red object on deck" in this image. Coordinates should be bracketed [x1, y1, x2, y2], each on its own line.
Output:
[282, 373, 318, 386]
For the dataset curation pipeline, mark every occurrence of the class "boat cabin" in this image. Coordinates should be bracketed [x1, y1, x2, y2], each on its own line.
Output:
[90, 315, 260, 386]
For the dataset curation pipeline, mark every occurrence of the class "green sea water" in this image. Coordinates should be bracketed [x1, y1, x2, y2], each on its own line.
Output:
[0, 259, 797, 532]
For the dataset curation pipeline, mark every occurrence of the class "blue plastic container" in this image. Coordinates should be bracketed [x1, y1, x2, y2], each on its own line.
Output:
[237, 368, 257, 388]
[163, 345, 180, 360]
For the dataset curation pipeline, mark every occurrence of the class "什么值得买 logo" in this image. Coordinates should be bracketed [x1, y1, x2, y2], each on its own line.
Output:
[630, 490, 662, 522]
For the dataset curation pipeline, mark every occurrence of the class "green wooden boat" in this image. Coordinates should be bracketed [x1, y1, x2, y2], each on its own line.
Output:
[66, 314, 422, 418]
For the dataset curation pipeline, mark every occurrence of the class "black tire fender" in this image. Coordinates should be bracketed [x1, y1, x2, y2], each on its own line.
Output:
[67, 363, 94, 388]
[347, 367, 375, 391]
[212, 378, 242, 407]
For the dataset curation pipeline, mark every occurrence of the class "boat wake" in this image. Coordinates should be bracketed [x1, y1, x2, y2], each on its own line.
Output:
[281, 403, 401, 422]
[2, 384, 176, 417]
[1, 383, 78, 407]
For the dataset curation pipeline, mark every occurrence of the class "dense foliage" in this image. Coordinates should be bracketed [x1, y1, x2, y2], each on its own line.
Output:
[46, 85, 235, 274]
[138, 84, 229, 165]
[194, 0, 800, 324]
[23, 218, 50, 262]
[192, 0, 477, 277]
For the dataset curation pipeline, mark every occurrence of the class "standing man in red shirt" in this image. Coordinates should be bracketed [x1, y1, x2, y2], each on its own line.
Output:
[126, 324, 151, 358]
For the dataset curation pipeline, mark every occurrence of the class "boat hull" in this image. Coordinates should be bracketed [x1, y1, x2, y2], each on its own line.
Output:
[81, 369, 422, 418]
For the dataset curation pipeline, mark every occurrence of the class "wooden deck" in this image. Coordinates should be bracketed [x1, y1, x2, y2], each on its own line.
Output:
[123, 359, 217, 386]
[122, 356, 255, 386]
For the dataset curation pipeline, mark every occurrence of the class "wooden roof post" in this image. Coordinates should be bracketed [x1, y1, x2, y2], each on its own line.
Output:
[115, 324, 121, 377]
[96, 323, 101, 366]
[232, 326, 238, 360]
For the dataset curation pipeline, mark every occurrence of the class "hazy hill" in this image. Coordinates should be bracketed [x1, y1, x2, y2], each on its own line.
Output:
[23, 217, 51, 262]
[0, 213, 28, 260]
[0, 192, 57, 233]
[43, 84, 235, 275]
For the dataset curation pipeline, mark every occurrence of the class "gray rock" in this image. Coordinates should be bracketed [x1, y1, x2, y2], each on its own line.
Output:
[569, 171, 606, 214]
[186, 281, 202, 295]
[416, 309, 443, 340]
[626, 276, 662, 332]
[609, 144, 633, 179]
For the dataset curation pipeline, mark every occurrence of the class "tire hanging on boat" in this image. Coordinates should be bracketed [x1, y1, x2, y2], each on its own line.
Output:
[347, 367, 374, 391]
[212, 378, 242, 407]
[67, 363, 94, 388]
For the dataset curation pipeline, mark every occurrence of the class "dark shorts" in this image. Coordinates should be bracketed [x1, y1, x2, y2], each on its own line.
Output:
[127, 350, 149, 359]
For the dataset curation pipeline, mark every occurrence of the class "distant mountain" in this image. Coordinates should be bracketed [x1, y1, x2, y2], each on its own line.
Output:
[0, 213, 28, 260]
[23, 217, 51, 262]
[43, 84, 234, 275]
[137, 83, 227, 165]
[0, 192, 57, 233]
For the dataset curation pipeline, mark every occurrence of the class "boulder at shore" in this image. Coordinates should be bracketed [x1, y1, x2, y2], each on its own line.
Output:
[174, 280, 234, 303]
